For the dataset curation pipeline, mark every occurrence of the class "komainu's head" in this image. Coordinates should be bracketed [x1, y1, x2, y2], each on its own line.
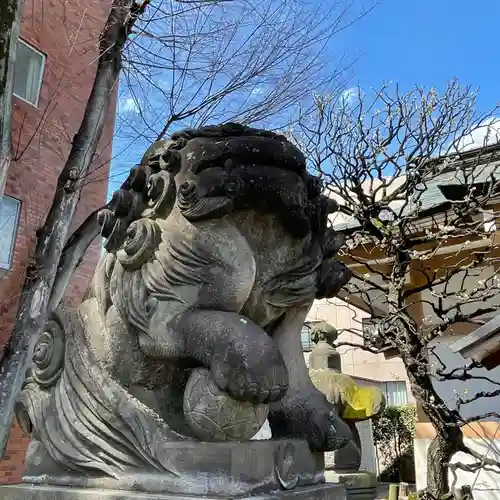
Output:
[100, 123, 331, 245]
[95, 123, 351, 332]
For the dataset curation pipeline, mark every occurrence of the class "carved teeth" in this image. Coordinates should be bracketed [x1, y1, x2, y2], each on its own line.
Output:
[147, 176, 163, 201]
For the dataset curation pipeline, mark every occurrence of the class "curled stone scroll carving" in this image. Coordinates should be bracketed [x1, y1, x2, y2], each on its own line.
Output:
[31, 317, 65, 388]
[117, 219, 162, 270]
[16, 123, 353, 497]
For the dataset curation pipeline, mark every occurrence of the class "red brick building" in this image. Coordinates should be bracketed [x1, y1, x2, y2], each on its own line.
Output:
[0, 0, 116, 483]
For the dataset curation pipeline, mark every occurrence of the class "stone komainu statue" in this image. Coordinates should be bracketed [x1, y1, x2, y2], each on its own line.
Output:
[16, 123, 353, 496]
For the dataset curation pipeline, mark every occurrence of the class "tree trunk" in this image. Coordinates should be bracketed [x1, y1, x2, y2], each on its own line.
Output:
[385, 275, 461, 499]
[425, 426, 461, 499]
[48, 206, 104, 312]
[0, 0, 25, 197]
[0, 0, 145, 456]
[403, 361, 463, 499]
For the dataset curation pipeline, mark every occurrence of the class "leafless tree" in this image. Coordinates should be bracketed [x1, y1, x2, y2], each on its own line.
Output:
[0, 0, 372, 456]
[109, 0, 373, 185]
[0, 0, 25, 196]
[290, 80, 500, 498]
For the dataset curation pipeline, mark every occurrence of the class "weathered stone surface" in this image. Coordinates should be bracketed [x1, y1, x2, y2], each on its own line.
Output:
[308, 339, 341, 371]
[14, 123, 353, 496]
[310, 370, 385, 421]
[22, 439, 325, 497]
[325, 471, 377, 500]
[0, 483, 347, 500]
[183, 367, 269, 441]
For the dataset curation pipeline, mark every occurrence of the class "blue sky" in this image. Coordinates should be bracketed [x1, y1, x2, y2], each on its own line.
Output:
[337, 0, 499, 113]
[107, 0, 500, 197]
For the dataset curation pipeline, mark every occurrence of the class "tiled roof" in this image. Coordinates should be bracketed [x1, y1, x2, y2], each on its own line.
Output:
[331, 153, 500, 232]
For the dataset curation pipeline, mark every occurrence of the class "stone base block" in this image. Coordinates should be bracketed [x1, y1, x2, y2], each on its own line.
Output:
[20, 438, 325, 498]
[0, 483, 347, 500]
[324, 472, 377, 500]
[22, 439, 325, 497]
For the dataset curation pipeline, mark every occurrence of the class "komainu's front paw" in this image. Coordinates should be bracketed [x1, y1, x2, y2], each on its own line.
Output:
[268, 387, 351, 452]
[210, 329, 289, 405]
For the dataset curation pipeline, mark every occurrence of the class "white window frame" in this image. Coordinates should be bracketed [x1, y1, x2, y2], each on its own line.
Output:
[0, 195, 21, 270]
[13, 39, 46, 108]
[301, 323, 314, 352]
[382, 380, 408, 407]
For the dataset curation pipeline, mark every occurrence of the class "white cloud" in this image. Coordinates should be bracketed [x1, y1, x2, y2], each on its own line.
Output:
[120, 97, 139, 114]
[341, 87, 358, 105]
[456, 117, 500, 152]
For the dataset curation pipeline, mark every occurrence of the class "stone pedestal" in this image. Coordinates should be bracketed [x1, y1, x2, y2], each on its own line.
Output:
[5, 439, 346, 500]
[324, 471, 377, 500]
[20, 439, 328, 497]
[0, 483, 347, 500]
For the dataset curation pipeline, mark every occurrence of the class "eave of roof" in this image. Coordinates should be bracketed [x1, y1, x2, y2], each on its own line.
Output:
[451, 313, 500, 370]
[331, 144, 500, 233]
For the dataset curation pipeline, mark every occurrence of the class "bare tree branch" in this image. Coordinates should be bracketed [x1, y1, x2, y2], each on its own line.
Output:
[293, 81, 500, 497]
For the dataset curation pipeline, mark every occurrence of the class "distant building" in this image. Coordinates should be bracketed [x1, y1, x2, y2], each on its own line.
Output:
[304, 298, 414, 406]
[0, 0, 116, 483]
[329, 145, 500, 497]
[303, 298, 415, 476]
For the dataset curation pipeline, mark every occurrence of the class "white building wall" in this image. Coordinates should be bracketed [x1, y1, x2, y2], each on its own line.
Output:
[415, 333, 500, 497]
[415, 437, 500, 499]
[307, 297, 414, 403]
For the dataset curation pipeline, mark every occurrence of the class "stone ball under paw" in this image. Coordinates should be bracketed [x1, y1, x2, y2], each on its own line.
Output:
[183, 367, 268, 441]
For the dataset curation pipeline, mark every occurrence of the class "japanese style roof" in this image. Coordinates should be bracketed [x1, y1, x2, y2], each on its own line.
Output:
[331, 144, 500, 233]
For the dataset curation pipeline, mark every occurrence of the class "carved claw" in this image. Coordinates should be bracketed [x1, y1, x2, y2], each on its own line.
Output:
[210, 333, 289, 405]
[268, 387, 351, 452]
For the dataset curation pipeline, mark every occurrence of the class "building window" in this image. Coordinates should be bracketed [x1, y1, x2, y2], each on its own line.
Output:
[301, 323, 314, 351]
[382, 381, 408, 406]
[362, 317, 380, 346]
[0, 195, 21, 270]
[13, 39, 45, 106]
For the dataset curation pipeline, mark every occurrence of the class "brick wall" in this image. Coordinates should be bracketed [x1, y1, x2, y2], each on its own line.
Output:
[0, 0, 116, 483]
